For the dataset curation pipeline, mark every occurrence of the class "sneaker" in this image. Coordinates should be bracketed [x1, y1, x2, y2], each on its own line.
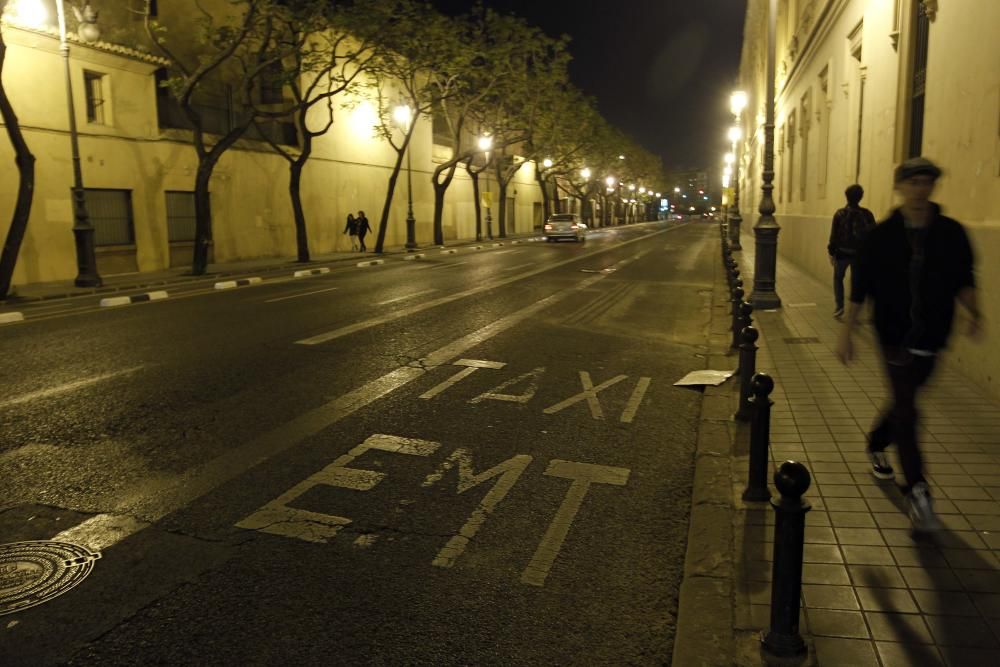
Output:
[833, 307, 845, 318]
[866, 447, 895, 480]
[908, 482, 943, 533]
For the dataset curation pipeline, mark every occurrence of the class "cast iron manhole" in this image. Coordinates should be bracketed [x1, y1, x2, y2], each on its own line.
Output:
[0, 541, 100, 615]
[782, 337, 820, 344]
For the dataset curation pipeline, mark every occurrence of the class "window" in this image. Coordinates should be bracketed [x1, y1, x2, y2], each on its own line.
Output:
[260, 61, 285, 105]
[165, 191, 197, 242]
[84, 189, 135, 246]
[84, 71, 106, 124]
[907, 1, 930, 157]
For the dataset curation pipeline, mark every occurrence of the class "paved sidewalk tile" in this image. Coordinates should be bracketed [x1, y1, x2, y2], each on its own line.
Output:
[730, 237, 1000, 664]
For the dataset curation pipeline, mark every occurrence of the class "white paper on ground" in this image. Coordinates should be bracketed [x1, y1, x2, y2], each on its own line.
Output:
[673, 369, 735, 386]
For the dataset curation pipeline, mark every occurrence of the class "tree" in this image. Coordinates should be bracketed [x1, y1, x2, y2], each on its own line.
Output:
[143, 0, 306, 275]
[0, 1, 35, 300]
[253, 1, 378, 262]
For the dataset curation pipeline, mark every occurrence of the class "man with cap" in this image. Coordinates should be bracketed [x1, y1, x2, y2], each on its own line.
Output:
[836, 157, 983, 532]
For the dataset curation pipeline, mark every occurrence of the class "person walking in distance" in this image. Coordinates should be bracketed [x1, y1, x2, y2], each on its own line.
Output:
[837, 158, 983, 532]
[343, 213, 359, 252]
[356, 210, 372, 252]
[828, 184, 876, 318]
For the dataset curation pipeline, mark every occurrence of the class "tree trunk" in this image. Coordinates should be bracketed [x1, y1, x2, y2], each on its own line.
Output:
[497, 179, 508, 238]
[192, 157, 218, 275]
[432, 162, 457, 246]
[374, 146, 408, 254]
[290, 158, 309, 263]
[0, 32, 36, 300]
[535, 168, 550, 223]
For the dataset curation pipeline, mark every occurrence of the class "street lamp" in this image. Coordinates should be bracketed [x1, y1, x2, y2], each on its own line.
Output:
[394, 103, 417, 249]
[749, 2, 782, 311]
[478, 134, 494, 240]
[18, 0, 106, 285]
[727, 120, 745, 250]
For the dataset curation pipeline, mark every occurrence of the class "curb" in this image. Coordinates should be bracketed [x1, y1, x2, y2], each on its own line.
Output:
[357, 259, 385, 267]
[403, 254, 425, 261]
[214, 277, 263, 290]
[0, 312, 25, 324]
[672, 253, 739, 667]
[293, 267, 330, 278]
[99, 291, 169, 307]
[440, 249, 457, 255]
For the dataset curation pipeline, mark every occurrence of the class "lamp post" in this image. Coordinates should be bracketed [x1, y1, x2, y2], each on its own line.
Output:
[49, 0, 102, 287]
[729, 91, 748, 250]
[750, 0, 781, 309]
[393, 103, 417, 249]
[605, 176, 616, 227]
[478, 135, 493, 240]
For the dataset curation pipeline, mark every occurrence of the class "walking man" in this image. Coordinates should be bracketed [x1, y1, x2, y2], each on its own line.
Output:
[837, 157, 982, 532]
[828, 184, 876, 318]
[356, 210, 372, 252]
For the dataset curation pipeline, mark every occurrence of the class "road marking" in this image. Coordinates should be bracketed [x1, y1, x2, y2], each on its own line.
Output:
[357, 259, 385, 267]
[1, 366, 144, 409]
[215, 277, 262, 290]
[520, 460, 630, 587]
[403, 254, 425, 261]
[99, 291, 169, 307]
[418, 261, 468, 271]
[419, 359, 506, 399]
[619, 377, 652, 423]
[377, 289, 440, 306]
[236, 434, 441, 543]
[0, 312, 25, 324]
[264, 286, 340, 303]
[293, 267, 330, 278]
[500, 262, 535, 273]
[54, 514, 150, 553]
[492, 249, 521, 255]
[469, 366, 545, 404]
[422, 449, 532, 568]
[58, 268, 620, 552]
[295, 226, 678, 346]
[542, 371, 629, 419]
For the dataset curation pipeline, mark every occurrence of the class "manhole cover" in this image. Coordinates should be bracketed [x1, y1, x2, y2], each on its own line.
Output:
[0, 541, 100, 615]
[782, 337, 820, 344]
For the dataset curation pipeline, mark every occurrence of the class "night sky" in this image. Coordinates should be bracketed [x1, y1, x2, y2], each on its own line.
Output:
[430, 0, 747, 171]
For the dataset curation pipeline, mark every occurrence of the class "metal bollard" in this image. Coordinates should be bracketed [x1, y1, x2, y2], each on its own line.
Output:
[762, 461, 812, 657]
[732, 299, 752, 350]
[730, 288, 744, 349]
[735, 327, 758, 420]
[742, 372, 773, 502]
[740, 300, 754, 330]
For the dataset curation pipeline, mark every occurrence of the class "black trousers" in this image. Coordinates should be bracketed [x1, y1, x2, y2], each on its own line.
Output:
[869, 347, 937, 492]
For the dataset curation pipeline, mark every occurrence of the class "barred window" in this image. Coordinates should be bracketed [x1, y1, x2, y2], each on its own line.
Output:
[84, 71, 106, 124]
[165, 191, 197, 242]
[84, 189, 134, 246]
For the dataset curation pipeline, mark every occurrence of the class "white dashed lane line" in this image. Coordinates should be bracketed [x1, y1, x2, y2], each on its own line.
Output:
[376, 289, 440, 306]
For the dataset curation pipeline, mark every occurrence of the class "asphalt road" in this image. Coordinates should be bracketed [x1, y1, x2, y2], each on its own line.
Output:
[0, 220, 717, 665]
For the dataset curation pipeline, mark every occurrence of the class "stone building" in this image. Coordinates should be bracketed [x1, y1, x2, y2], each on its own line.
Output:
[735, 0, 1000, 399]
[0, 0, 544, 286]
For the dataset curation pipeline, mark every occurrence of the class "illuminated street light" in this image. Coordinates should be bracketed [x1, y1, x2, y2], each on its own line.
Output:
[673, 187, 680, 193]
[580, 167, 592, 180]
[628, 184, 636, 191]
[618, 155, 625, 160]
[393, 103, 417, 249]
[725, 152, 735, 165]
[639, 187, 646, 194]
[542, 158, 553, 168]
[730, 90, 748, 117]
[605, 176, 616, 187]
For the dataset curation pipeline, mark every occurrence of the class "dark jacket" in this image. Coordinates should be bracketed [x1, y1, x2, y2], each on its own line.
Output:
[828, 205, 876, 256]
[356, 216, 371, 236]
[851, 203, 975, 352]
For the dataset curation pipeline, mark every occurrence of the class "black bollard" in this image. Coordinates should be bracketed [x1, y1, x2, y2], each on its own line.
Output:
[735, 327, 759, 420]
[732, 300, 752, 350]
[740, 300, 754, 330]
[742, 372, 773, 502]
[730, 288, 745, 349]
[762, 461, 812, 657]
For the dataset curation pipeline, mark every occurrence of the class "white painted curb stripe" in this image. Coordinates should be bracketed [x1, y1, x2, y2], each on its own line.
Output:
[491, 242, 503, 247]
[470, 246, 483, 250]
[293, 267, 330, 278]
[440, 249, 457, 255]
[357, 259, 385, 267]
[214, 277, 263, 290]
[403, 254, 425, 261]
[0, 312, 25, 324]
[99, 291, 169, 307]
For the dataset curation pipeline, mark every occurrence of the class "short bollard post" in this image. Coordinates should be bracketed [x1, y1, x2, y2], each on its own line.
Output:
[740, 299, 754, 330]
[732, 300, 751, 350]
[762, 461, 812, 657]
[742, 372, 773, 502]
[735, 327, 758, 419]
[730, 287, 744, 349]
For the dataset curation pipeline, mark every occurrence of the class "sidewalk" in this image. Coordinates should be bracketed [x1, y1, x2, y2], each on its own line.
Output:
[0, 234, 541, 305]
[675, 233, 1000, 666]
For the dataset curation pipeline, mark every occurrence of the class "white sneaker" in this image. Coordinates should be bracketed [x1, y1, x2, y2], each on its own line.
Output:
[908, 482, 943, 533]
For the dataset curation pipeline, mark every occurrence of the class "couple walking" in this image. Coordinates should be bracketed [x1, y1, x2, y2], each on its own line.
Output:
[344, 211, 371, 252]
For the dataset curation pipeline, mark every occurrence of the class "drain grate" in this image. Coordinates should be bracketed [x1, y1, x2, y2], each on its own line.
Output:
[1, 541, 100, 615]
[782, 337, 820, 344]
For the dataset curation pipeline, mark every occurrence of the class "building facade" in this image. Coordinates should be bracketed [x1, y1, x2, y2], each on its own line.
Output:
[736, 0, 1000, 399]
[0, 4, 544, 286]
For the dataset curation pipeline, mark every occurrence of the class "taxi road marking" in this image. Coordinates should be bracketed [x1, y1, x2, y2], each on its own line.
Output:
[542, 371, 629, 419]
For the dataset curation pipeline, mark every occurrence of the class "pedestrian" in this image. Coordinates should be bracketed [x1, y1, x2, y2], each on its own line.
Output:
[836, 157, 983, 533]
[356, 210, 371, 252]
[828, 184, 876, 318]
[343, 213, 358, 252]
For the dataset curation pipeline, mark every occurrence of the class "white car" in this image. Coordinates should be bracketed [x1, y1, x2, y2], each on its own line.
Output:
[544, 214, 587, 242]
